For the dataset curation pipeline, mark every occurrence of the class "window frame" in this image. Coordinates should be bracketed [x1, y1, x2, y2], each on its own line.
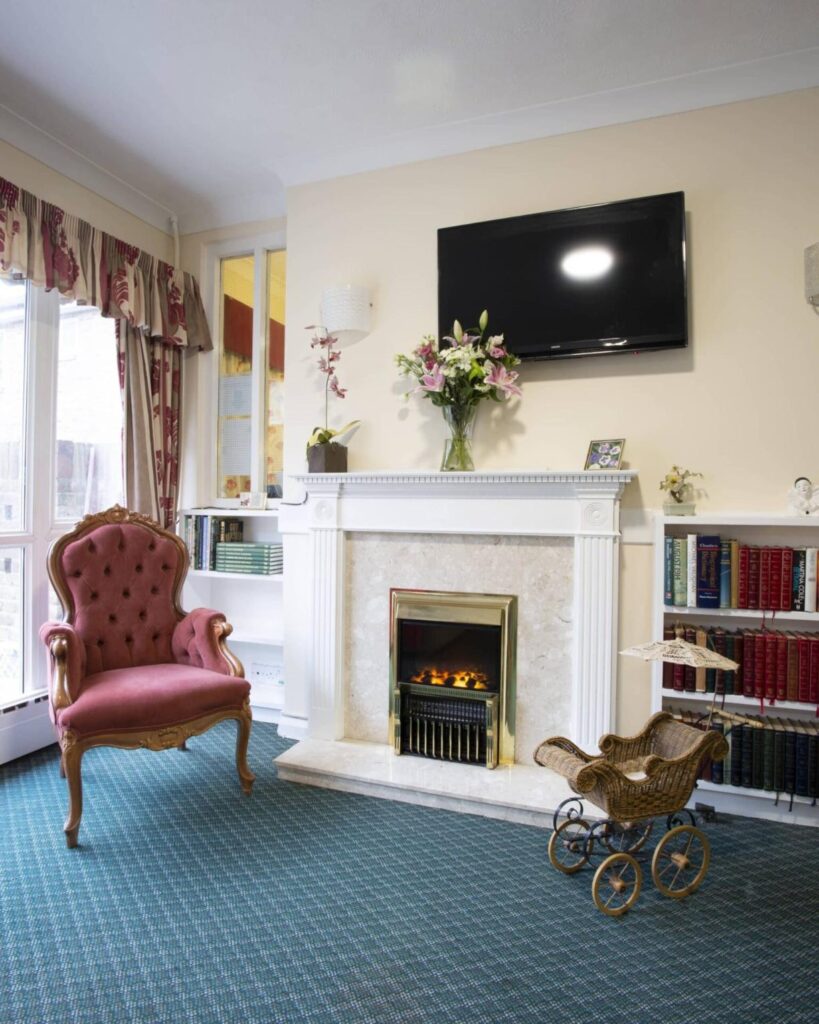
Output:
[199, 230, 286, 507]
[0, 283, 121, 708]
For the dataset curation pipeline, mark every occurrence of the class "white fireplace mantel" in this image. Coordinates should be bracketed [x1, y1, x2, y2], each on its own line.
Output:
[278, 470, 635, 755]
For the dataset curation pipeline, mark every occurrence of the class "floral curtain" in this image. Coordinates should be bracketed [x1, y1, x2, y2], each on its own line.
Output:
[0, 174, 208, 525]
[0, 176, 211, 351]
[117, 323, 182, 529]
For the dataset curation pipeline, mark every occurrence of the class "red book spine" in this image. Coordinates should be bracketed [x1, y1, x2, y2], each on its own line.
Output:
[769, 548, 783, 612]
[738, 546, 750, 609]
[683, 626, 696, 691]
[712, 630, 726, 694]
[759, 547, 771, 610]
[748, 547, 761, 610]
[797, 634, 811, 701]
[753, 632, 766, 699]
[742, 629, 755, 697]
[781, 548, 794, 611]
[672, 662, 685, 692]
[776, 633, 788, 701]
[764, 632, 778, 700]
[662, 624, 674, 689]
[786, 634, 799, 701]
[810, 635, 819, 704]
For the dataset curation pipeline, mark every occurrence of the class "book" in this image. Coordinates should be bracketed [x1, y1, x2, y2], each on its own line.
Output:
[780, 548, 793, 611]
[730, 724, 744, 787]
[738, 545, 750, 609]
[723, 632, 736, 695]
[797, 633, 811, 702]
[776, 633, 789, 701]
[742, 629, 755, 698]
[662, 624, 675, 689]
[751, 725, 765, 790]
[805, 548, 818, 613]
[695, 628, 708, 692]
[753, 631, 766, 700]
[710, 722, 725, 785]
[748, 547, 761, 610]
[729, 540, 740, 608]
[786, 633, 799, 702]
[719, 540, 732, 608]
[683, 626, 697, 691]
[672, 538, 687, 606]
[696, 535, 721, 608]
[792, 549, 807, 612]
[686, 533, 697, 607]
[664, 536, 674, 605]
[759, 547, 771, 610]
[764, 631, 777, 700]
[712, 629, 727, 695]
[809, 634, 819, 703]
[762, 725, 775, 791]
[769, 547, 783, 611]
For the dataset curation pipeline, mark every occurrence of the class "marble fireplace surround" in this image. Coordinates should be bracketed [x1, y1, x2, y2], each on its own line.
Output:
[276, 470, 635, 823]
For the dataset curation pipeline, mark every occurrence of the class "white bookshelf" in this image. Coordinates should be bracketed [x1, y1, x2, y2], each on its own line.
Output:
[179, 507, 285, 717]
[652, 512, 819, 827]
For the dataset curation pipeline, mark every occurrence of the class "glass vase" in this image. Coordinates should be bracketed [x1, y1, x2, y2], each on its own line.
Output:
[441, 404, 478, 472]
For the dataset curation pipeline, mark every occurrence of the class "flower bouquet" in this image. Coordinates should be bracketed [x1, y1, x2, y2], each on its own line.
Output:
[396, 311, 522, 471]
[660, 465, 701, 515]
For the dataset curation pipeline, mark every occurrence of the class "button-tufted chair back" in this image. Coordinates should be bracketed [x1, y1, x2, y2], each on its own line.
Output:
[49, 508, 188, 676]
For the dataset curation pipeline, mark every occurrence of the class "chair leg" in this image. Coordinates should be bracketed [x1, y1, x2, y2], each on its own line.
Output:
[178, 739, 188, 751]
[59, 753, 66, 778]
[62, 741, 84, 848]
[235, 710, 255, 795]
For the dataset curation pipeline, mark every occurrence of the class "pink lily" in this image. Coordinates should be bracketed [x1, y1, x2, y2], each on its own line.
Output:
[484, 362, 522, 397]
[420, 364, 445, 393]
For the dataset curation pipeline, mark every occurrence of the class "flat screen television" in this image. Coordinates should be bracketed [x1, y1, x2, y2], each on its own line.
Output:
[437, 191, 687, 360]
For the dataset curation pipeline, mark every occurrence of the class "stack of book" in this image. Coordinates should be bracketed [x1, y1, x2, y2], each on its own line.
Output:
[670, 707, 818, 799]
[662, 624, 819, 705]
[214, 542, 283, 576]
[183, 515, 244, 571]
[664, 533, 819, 611]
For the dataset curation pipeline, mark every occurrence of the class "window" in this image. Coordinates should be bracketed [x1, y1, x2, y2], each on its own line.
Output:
[0, 281, 122, 705]
[55, 300, 123, 520]
[212, 238, 286, 503]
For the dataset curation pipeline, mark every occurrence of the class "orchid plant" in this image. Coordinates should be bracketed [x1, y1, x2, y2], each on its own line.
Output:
[396, 310, 522, 407]
[660, 465, 702, 504]
[306, 327, 358, 452]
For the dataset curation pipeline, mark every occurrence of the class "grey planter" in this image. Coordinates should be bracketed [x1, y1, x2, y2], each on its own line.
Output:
[307, 442, 348, 473]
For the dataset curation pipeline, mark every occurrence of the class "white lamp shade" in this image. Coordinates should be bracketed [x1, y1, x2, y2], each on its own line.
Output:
[321, 285, 372, 336]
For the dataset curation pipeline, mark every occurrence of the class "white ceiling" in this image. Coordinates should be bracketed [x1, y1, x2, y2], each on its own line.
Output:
[1, 0, 818, 235]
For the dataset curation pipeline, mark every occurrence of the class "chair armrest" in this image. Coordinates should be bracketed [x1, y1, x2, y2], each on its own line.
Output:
[39, 622, 86, 710]
[533, 737, 600, 792]
[172, 609, 243, 676]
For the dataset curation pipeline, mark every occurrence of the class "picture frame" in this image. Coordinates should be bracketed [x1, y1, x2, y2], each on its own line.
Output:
[584, 439, 625, 471]
[238, 491, 267, 510]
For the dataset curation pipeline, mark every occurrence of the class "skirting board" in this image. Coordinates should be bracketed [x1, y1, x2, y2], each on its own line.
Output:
[0, 698, 56, 766]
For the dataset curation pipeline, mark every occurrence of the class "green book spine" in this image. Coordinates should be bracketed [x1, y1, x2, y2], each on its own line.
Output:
[672, 538, 687, 606]
[730, 725, 744, 787]
[773, 730, 786, 791]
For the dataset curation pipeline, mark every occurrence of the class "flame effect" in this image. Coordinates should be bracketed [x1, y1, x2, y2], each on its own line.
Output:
[410, 668, 490, 690]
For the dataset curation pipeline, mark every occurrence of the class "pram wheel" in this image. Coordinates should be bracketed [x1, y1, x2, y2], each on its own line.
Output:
[592, 853, 642, 916]
[548, 818, 593, 874]
[652, 825, 711, 899]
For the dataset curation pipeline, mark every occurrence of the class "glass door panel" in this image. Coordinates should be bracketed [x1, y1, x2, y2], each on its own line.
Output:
[55, 300, 123, 520]
[218, 255, 254, 498]
[0, 278, 27, 532]
[266, 250, 286, 493]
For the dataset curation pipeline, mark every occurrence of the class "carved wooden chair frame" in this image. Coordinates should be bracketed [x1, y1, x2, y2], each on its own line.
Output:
[45, 505, 255, 847]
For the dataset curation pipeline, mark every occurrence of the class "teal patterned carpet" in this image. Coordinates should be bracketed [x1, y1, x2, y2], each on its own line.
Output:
[1, 723, 817, 1024]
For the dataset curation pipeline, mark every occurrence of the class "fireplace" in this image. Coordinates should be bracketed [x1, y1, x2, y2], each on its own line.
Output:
[389, 589, 517, 768]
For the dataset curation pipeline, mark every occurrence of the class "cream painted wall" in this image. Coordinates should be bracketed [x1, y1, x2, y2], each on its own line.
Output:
[0, 138, 173, 260]
[283, 87, 819, 734]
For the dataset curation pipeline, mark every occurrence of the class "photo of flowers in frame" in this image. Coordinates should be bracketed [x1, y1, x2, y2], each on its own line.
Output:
[584, 439, 625, 470]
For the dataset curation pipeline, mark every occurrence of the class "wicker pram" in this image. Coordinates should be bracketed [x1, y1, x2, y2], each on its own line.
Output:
[534, 711, 729, 915]
[534, 710, 728, 820]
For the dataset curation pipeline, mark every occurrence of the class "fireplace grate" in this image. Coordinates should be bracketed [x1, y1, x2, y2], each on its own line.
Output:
[397, 690, 494, 766]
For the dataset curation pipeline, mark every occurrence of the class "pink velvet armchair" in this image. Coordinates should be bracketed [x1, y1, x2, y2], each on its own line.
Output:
[40, 505, 255, 848]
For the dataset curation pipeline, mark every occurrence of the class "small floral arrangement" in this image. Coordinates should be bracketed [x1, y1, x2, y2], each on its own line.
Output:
[306, 326, 358, 452]
[395, 310, 522, 407]
[660, 465, 702, 504]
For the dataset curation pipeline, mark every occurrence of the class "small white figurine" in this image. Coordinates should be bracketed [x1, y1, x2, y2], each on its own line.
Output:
[788, 476, 819, 515]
